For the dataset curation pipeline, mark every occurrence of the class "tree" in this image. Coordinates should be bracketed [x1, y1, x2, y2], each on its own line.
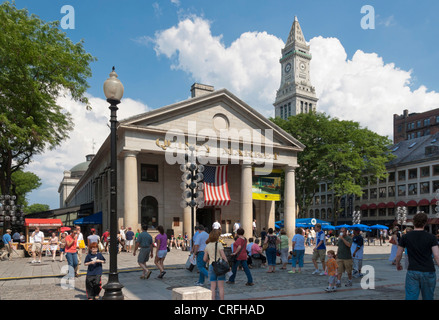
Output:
[272, 112, 395, 224]
[11, 170, 42, 207]
[0, 2, 96, 198]
[25, 203, 50, 215]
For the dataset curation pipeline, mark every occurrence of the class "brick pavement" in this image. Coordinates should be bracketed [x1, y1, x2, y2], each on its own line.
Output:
[1, 244, 438, 300]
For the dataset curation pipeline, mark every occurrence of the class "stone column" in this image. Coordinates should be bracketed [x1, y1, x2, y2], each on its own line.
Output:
[240, 163, 253, 239]
[266, 200, 275, 230]
[284, 166, 296, 248]
[183, 206, 192, 240]
[123, 151, 139, 230]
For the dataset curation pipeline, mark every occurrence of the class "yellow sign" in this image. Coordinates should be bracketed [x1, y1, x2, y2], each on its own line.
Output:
[252, 168, 282, 201]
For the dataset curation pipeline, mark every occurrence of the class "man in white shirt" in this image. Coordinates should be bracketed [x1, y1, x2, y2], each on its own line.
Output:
[233, 220, 240, 237]
[252, 219, 257, 237]
[212, 220, 221, 230]
[31, 227, 45, 263]
[75, 226, 84, 271]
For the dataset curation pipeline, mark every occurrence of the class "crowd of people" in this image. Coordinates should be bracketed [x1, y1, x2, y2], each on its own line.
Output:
[2, 211, 439, 301]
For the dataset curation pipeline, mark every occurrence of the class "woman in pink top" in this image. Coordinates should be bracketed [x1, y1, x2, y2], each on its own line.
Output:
[154, 226, 168, 279]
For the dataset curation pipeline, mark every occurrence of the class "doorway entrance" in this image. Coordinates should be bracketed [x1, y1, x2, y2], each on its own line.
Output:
[196, 207, 215, 231]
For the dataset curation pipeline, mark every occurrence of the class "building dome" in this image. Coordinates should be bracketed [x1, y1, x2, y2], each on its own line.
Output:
[70, 154, 95, 178]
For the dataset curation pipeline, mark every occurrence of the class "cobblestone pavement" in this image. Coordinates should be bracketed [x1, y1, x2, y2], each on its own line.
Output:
[1, 244, 438, 300]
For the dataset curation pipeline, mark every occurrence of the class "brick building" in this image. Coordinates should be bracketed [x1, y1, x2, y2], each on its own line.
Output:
[393, 108, 439, 144]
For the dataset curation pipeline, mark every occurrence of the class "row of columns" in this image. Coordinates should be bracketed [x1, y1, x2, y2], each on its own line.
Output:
[121, 151, 297, 247]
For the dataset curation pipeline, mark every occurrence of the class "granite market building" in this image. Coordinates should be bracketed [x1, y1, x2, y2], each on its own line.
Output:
[61, 84, 304, 241]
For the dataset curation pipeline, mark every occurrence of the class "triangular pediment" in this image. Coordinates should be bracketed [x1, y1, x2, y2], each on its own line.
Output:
[122, 89, 304, 151]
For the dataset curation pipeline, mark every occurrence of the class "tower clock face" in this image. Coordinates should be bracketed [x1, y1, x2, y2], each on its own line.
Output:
[299, 62, 306, 71]
[285, 63, 292, 73]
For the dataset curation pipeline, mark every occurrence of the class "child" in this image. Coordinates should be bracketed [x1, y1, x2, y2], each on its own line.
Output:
[84, 242, 106, 300]
[325, 250, 338, 292]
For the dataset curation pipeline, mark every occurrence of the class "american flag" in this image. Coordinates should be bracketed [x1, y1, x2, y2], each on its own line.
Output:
[203, 165, 231, 206]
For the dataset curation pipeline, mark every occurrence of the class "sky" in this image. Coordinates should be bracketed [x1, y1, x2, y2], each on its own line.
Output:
[8, 0, 439, 209]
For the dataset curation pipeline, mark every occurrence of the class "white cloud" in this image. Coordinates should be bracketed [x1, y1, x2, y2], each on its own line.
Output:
[309, 36, 439, 138]
[152, 16, 439, 139]
[152, 16, 284, 117]
[26, 94, 149, 208]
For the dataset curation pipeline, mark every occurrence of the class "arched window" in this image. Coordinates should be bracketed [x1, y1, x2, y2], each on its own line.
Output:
[315, 209, 320, 219]
[141, 196, 158, 229]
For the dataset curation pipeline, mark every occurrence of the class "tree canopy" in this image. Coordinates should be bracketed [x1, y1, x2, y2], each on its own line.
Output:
[0, 2, 96, 197]
[272, 112, 395, 224]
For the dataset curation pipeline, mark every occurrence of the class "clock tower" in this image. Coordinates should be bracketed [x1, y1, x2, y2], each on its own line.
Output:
[274, 16, 318, 119]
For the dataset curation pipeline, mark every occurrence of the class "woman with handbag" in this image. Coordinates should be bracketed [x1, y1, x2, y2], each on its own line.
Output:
[289, 227, 305, 274]
[226, 228, 254, 286]
[204, 229, 229, 300]
[264, 228, 280, 273]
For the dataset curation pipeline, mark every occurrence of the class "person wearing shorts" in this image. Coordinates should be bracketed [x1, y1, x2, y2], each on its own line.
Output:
[312, 224, 326, 275]
[133, 225, 153, 279]
[336, 227, 353, 287]
[154, 225, 168, 279]
[31, 227, 45, 263]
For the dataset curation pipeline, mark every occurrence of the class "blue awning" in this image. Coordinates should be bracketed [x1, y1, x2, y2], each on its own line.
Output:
[73, 211, 102, 225]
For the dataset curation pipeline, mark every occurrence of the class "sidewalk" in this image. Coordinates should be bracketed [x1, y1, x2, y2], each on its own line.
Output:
[0, 243, 437, 300]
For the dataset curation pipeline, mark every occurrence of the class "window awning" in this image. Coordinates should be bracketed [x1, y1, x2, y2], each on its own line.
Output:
[25, 219, 63, 227]
[360, 204, 368, 210]
[73, 211, 102, 225]
[418, 199, 430, 206]
[386, 202, 395, 208]
[368, 203, 377, 209]
[407, 200, 418, 207]
[396, 201, 407, 207]
[378, 202, 386, 209]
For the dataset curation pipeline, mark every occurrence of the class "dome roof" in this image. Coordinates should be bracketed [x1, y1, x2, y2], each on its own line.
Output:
[70, 161, 90, 173]
[69, 154, 95, 176]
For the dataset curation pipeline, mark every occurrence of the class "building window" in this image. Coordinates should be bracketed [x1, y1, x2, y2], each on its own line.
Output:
[320, 184, 326, 192]
[370, 209, 376, 217]
[314, 196, 320, 205]
[433, 180, 439, 192]
[370, 188, 377, 199]
[280, 106, 283, 118]
[388, 186, 395, 197]
[141, 164, 159, 182]
[398, 170, 406, 181]
[424, 118, 431, 126]
[420, 182, 430, 194]
[379, 187, 386, 198]
[421, 166, 430, 177]
[388, 172, 395, 182]
[379, 208, 386, 216]
[433, 165, 439, 176]
[327, 195, 332, 203]
[417, 120, 421, 128]
[288, 103, 291, 117]
[321, 195, 326, 205]
[408, 183, 417, 195]
[362, 190, 368, 200]
[141, 196, 158, 229]
[408, 168, 417, 179]
[419, 205, 430, 214]
[398, 185, 406, 196]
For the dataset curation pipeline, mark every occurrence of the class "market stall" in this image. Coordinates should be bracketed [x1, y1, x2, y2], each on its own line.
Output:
[23, 219, 63, 256]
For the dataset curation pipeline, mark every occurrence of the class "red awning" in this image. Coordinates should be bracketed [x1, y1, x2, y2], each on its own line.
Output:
[428, 218, 439, 224]
[407, 200, 418, 207]
[24, 219, 63, 227]
[368, 203, 377, 209]
[378, 202, 386, 209]
[418, 199, 430, 206]
[396, 201, 407, 207]
[360, 204, 368, 210]
[386, 202, 395, 208]
[431, 199, 439, 205]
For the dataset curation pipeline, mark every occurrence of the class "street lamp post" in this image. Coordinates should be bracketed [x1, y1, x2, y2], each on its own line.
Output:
[180, 146, 205, 244]
[396, 206, 407, 232]
[102, 67, 124, 300]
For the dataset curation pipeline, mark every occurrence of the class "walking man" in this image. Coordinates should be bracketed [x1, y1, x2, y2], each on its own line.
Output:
[133, 224, 154, 279]
[311, 224, 326, 275]
[396, 212, 439, 300]
[336, 227, 353, 287]
[31, 227, 45, 263]
[2, 229, 13, 261]
[193, 225, 209, 286]
[351, 228, 364, 278]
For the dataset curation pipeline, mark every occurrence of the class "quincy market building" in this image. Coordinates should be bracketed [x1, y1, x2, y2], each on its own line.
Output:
[62, 84, 304, 241]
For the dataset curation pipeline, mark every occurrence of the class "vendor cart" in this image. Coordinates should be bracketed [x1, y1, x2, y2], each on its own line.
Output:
[23, 219, 63, 256]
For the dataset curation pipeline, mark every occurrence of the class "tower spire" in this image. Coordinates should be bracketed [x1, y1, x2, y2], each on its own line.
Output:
[286, 16, 306, 46]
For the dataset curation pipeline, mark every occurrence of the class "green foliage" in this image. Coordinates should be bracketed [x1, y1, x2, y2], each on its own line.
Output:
[272, 112, 395, 223]
[0, 2, 96, 195]
[25, 203, 50, 215]
[11, 170, 42, 207]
